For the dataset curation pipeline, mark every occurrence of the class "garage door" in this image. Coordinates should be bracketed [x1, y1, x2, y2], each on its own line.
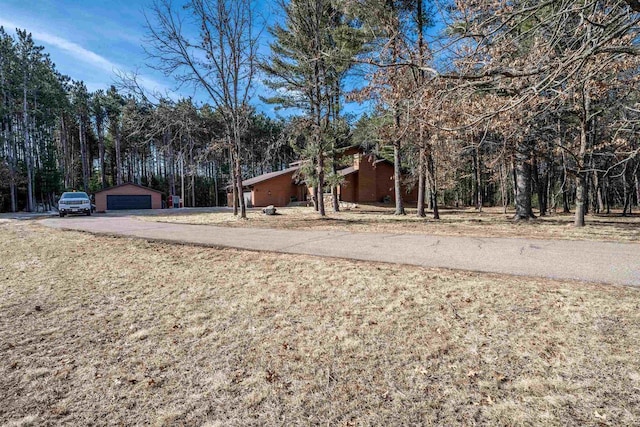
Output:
[107, 195, 152, 210]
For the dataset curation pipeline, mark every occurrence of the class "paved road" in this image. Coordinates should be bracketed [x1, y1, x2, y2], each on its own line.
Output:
[41, 216, 640, 286]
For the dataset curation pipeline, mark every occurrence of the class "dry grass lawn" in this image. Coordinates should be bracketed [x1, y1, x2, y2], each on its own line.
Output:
[137, 205, 640, 243]
[1, 219, 639, 426]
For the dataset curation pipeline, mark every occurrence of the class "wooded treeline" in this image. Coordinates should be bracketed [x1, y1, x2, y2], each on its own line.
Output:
[345, 0, 640, 225]
[2, 0, 640, 227]
[0, 27, 290, 212]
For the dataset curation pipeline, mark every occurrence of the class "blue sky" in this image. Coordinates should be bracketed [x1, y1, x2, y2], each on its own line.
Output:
[0, 0, 371, 117]
[0, 0, 172, 93]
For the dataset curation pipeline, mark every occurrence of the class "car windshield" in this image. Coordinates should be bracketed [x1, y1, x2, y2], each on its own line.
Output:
[61, 192, 89, 199]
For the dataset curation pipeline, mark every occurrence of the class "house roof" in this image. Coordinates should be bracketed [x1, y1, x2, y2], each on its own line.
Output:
[338, 166, 357, 176]
[238, 148, 389, 189]
[373, 158, 393, 166]
[93, 182, 164, 194]
[242, 166, 300, 187]
[337, 144, 363, 154]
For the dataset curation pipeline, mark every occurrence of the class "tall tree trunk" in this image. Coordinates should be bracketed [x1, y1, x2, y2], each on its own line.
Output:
[575, 174, 587, 226]
[1, 64, 16, 212]
[563, 192, 571, 213]
[23, 75, 34, 212]
[180, 152, 185, 206]
[512, 156, 518, 208]
[391, 23, 404, 215]
[561, 151, 571, 213]
[417, 143, 426, 218]
[6, 121, 17, 212]
[79, 119, 89, 193]
[594, 171, 604, 214]
[312, 182, 319, 211]
[393, 141, 405, 215]
[329, 79, 340, 213]
[546, 154, 553, 213]
[622, 167, 631, 216]
[331, 185, 339, 212]
[588, 168, 596, 215]
[499, 157, 508, 214]
[636, 169, 640, 209]
[9, 149, 17, 212]
[574, 87, 590, 227]
[115, 123, 123, 185]
[331, 149, 339, 212]
[166, 132, 176, 196]
[474, 146, 482, 212]
[331, 145, 340, 212]
[427, 150, 439, 220]
[234, 126, 246, 219]
[191, 170, 196, 207]
[514, 140, 534, 221]
[415, 1, 427, 218]
[605, 175, 611, 214]
[213, 160, 219, 207]
[97, 117, 106, 188]
[539, 158, 548, 216]
[317, 147, 325, 217]
[228, 145, 237, 214]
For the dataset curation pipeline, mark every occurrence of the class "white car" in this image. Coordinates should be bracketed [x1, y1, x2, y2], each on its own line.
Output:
[58, 192, 92, 217]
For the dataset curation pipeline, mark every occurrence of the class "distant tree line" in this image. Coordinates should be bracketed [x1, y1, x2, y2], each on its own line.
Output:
[0, 27, 291, 212]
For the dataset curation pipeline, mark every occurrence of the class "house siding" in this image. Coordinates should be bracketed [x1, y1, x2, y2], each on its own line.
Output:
[234, 148, 421, 208]
[356, 154, 378, 202]
[340, 174, 358, 202]
[252, 171, 300, 207]
[374, 162, 395, 202]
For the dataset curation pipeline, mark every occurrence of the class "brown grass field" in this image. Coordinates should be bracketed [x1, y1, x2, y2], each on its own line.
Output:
[137, 205, 640, 243]
[1, 219, 639, 426]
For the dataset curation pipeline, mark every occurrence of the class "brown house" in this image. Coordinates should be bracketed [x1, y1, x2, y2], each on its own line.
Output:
[338, 154, 400, 203]
[227, 166, 308, 208]
[229, 148, 417, 208]
[94, 183, 163, 212]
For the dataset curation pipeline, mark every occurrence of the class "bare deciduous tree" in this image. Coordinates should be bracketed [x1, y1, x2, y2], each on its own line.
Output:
[144, 0, 258, 218]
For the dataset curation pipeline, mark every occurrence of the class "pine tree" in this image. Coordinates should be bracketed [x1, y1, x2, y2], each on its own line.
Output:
[263, 0, 364, 216]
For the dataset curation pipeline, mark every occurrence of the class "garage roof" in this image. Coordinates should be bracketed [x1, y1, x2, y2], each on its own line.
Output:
[93, 182, 164, 194]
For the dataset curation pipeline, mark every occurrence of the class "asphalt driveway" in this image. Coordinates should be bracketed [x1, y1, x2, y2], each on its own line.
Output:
[41, 215, 640, 286]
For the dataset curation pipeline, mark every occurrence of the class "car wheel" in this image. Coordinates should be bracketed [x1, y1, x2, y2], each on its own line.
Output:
[86, 211, 91, 216]
[59, 213, 65, 217]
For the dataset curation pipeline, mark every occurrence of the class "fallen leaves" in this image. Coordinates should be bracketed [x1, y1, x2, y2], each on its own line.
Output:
[0, 221, 639, 425]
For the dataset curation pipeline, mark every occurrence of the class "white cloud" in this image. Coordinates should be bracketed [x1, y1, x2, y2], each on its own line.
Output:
[0, 17, 170, 95]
